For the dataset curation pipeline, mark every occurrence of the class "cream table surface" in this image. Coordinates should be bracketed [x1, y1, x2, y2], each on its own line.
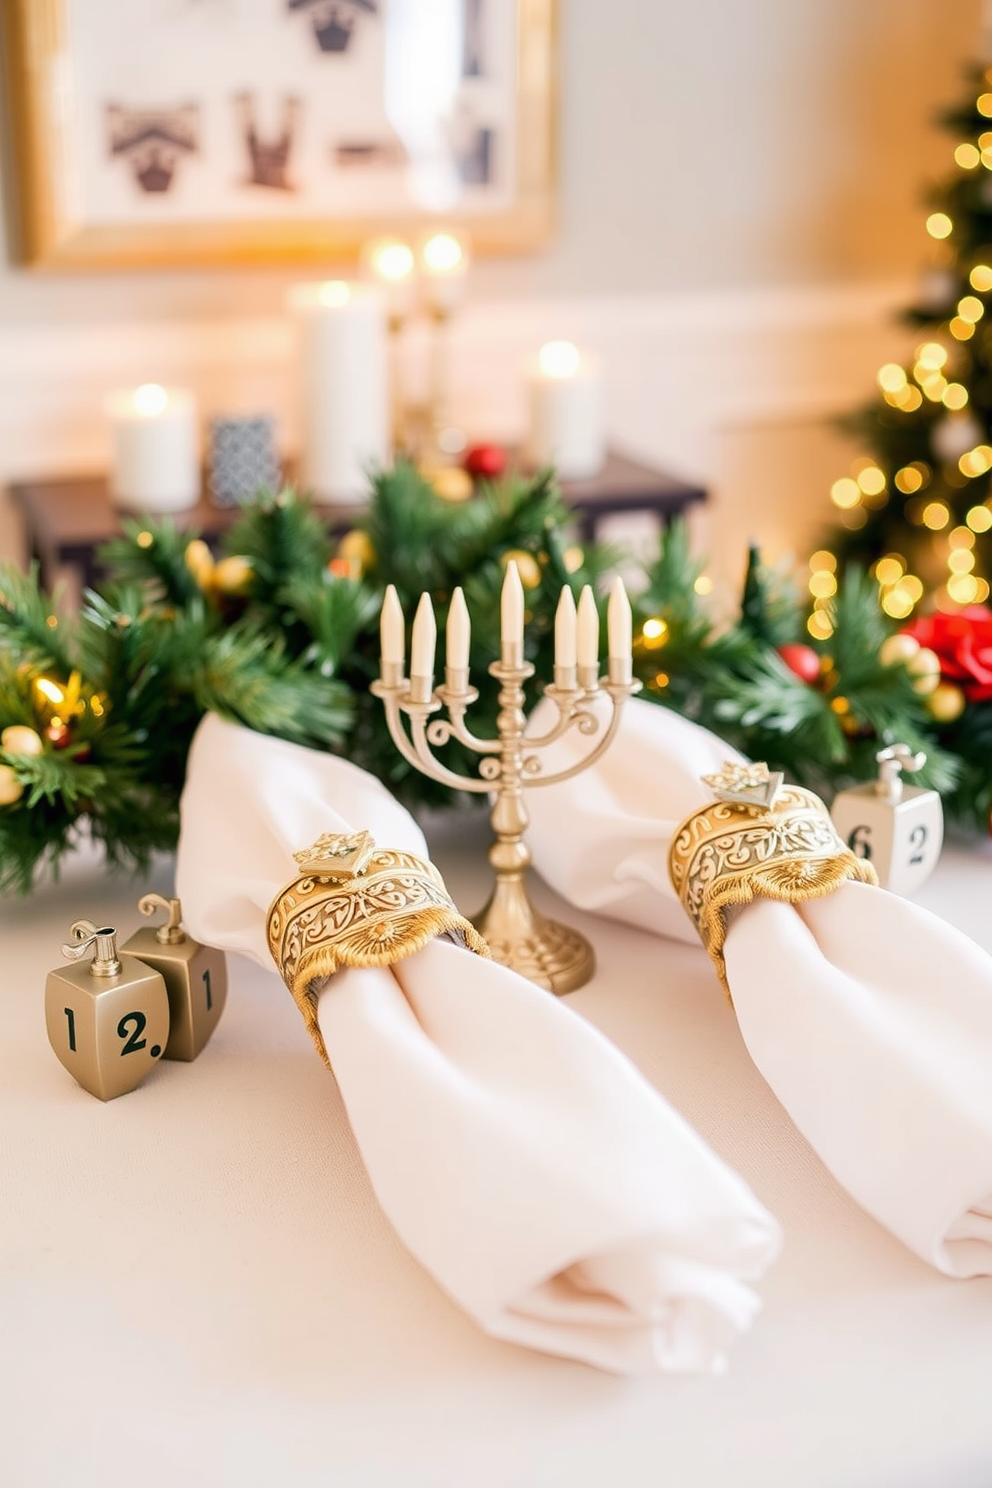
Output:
[2, 810, 992, 1488]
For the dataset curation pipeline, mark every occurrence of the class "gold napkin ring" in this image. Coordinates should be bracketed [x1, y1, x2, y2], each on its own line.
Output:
[267, 830, 490, 1068]
[668, 763, 877, 1000]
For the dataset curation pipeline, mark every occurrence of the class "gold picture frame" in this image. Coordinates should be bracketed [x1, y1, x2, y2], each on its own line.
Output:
[4, 0, 556, 268]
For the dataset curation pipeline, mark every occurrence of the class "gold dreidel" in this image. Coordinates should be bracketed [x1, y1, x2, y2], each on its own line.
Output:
[45, 919, 170, 1101]
[122, 894, 227, 1061]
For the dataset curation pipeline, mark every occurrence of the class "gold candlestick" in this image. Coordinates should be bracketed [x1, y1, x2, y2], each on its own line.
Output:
[371, 576, 640, 994]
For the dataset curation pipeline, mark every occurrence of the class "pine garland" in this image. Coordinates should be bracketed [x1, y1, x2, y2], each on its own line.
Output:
[0, 466, 987, 894]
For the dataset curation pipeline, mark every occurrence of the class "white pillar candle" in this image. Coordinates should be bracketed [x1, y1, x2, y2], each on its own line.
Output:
[524, 341, 605, 481]
[290, 281, 389, 504]
[500, 560, 525, 656]
[607, 576, 632, 659]
[577, 585, 599, 670]
[554, 586, 577, 670]
[447, 586, 470, 671]
[107, 384, 200, 513]
[410, 591, 437, 700]
[380, 584, 405, 668]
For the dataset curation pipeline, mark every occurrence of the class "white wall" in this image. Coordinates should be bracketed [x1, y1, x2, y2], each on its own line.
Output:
[0, 0, 983, 590]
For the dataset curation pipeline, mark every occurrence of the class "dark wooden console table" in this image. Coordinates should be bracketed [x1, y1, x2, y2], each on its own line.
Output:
[8, 450, 706, 593]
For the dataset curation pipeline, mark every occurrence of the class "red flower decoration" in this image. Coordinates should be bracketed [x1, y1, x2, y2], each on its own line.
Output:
[903, 606, 992, 701]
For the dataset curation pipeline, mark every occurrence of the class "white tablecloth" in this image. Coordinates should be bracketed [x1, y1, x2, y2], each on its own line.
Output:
[2, 810, 992, 1488]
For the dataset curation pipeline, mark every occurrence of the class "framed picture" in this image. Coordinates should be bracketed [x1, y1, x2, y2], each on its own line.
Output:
[4, 0, 556, 267]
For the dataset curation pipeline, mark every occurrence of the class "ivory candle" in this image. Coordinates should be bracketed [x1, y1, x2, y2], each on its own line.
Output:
[524, 341, 605, 481]
[447, 587, 470, 671]
[607, 577, 632, 659]
[290, 281, 389, 503]
[555, 587, 577, 670]
[380, 584, 405, 667]
[410, 592, 437, 700]
[107, 383, 199, 513]
[501, 560, 525, 656]
[577, 585, 599, 670]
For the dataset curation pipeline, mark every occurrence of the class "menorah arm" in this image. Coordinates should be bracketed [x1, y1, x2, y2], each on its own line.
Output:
[427, 707, 502, 756]
[521, 690, 602, 751]
[405, 712, 499, 795]
[526, 684, 633, 789]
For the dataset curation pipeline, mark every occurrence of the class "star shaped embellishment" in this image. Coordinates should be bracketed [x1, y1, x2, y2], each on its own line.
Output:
[701, 760, 784, 809]
[293, 829, 377, 879]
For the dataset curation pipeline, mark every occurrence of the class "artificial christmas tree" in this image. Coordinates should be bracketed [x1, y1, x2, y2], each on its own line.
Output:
[821, 62, 992, 630]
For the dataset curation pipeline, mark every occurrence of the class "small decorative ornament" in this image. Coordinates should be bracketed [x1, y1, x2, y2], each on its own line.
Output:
[927, 681, 967, 723]
[0, 764, 24, 806]
[830, 744, 943, 897]
[879, 632, 921, 668]
[501, 549, 542, 589]
[336, 530, 375, 576]
[0, 725, 43, 756]
[211, 555, 254, 597]
[292, 829, 376, 879]
[184, 538, 215, 589]
[907, 646, 941, 695]
[464, 442, 507, 480]
[777, 642, 821, 685]
[121, 894, 227, 1063]
[207, 415, 280, 507]
[45, 920, 170, 1101]
[702, 760, 784, 809]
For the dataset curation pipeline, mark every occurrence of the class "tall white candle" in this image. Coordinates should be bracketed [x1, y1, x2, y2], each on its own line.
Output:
[607, 576, 632, 660]
[290, 281, 389, 503]
[410, 592, 437, 685]
[501, 560, 525, 653]
[447, 587, 470, 671]
[554, 587, 577, 669]
[107, 383, 200, 513]
[577, 585, 599, 669]
[380, 584, 405, 667]
[524, 341, 605, 481]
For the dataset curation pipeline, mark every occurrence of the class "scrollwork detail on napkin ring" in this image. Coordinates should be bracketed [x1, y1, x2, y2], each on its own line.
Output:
[668, 763, 877, 1000]
[267, 830, 490, 1068]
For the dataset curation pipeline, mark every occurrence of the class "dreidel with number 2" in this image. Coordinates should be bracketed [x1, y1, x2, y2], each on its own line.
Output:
[830, 743, 944, 897]
[45, 920, 170, 1101]
[121, 893, 227, 1061]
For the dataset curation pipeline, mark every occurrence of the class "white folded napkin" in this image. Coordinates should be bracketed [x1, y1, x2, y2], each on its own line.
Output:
[175, 713, 781, 1374]
[526, 696, 992, 1278]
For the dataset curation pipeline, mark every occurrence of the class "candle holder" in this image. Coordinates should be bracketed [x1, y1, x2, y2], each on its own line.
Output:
[371, 580, 640, 995]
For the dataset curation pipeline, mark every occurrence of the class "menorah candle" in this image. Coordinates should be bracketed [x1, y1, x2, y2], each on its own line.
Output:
[577, 586, 599, 683]
[410, 592, 436, 702]
[290, 280, 389, 503]
[380, 584, 405, 681]
[447, 587, 471, 679]
[607, 577, 633, 683]
[107, 383, 200, 513]
[421, 232, 468, 317]
[554, 587, 578, 688]
[524, 341, 605, 481]
[501, 560, 525, 662]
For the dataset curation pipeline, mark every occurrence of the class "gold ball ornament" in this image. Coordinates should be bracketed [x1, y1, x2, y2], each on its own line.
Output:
[927, 681, 967, 722]
[563, 546, 584, 574]
[501, 549, 542, 589]
[0, 764, 24, 806]
[1, 725, 44, 757]
[336, 530, 376, 574]
[427, 466, 473, 503]
[211, 555, 254, 597]
[184, 539, 215, 589]
[907, 645, 941, 694]
[879, 632, 920, 667]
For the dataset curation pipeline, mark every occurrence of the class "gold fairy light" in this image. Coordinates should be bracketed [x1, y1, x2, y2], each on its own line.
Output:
[943, 382, 969, 409]
[893, 385, 923, 411]
[948, 573, 980, 604]
[949, 525, 976, 549]
[856, 465, 886, 496]
[808, 571, 837, 599]
[922, 501, 950, 530]
[35, 678, 64, 705]
[958, 295, 985, 321]
[975, 578, 991, 601]
[880, 587, 916, 619]
[877, 363, 907, 393]
[950, 317, 976, 340]
[641, 617, 668, 647]
[841, 508, 868, 530]
[926, 213, 953, 238]
[807, 611, 834, 640]
[916, 342, 948, 369]
[901, 576, 924, 603]
[874, 555, 905, 586]
[830, 477, 861, 509]
[959, 445, 992, 476]
[693, 575, 713, 596]
[978, 93, 992, 116]
[956, 142, 981, 168]
[971, 264, 992, 290]
[948, 548, 976, 573]
[894, 466, 924, 493]
[809, 550, 837, 572]
[922, 375, 948, 402]
[967, 504, 992, 531]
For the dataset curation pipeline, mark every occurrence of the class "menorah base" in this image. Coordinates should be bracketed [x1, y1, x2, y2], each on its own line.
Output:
[470, 873, 594, 995]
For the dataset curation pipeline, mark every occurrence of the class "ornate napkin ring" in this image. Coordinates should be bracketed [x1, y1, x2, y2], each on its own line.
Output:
[267, 830, 490, 1068]
[668, 763, 877, 999]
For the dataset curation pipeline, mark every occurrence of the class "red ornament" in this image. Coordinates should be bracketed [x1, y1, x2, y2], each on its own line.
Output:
[777, 643, 821, 685]
[45, 722, 72, 749]
[464, 443, 507, 480]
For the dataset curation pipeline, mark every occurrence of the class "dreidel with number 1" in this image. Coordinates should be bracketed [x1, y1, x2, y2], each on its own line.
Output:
[45, 920, 170, 1101]
[122, 893, 227, 1061]
[830, 743, 944, 897]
